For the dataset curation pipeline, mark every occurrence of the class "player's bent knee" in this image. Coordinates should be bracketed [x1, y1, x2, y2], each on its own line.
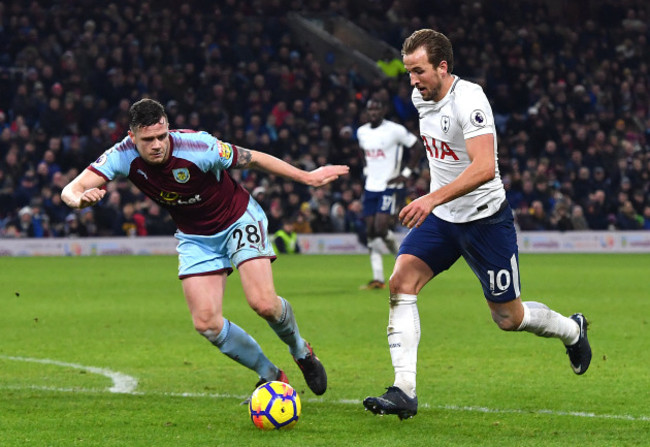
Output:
[192, 311, 223, 334]
[389, 271, 424, 295]
[488, 298, 524, 331]
[249, 296, 280, 320]
[491, 313, 520, 331]
[389, 277, 414, 295]
[389, 255, 434, 295]
[194, 319, 220, 335]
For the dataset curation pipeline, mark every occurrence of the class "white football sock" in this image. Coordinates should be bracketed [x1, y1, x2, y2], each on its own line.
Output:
[388, 293, 420, 398]
[517, 301, 579, 345]
[369, 237, 384, 281]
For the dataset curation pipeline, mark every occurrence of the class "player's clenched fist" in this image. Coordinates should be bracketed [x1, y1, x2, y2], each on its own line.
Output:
[79, 188, 106, 208]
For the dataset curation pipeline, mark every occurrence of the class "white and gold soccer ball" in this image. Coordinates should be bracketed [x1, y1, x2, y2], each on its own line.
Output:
[248, 381, 301, 430]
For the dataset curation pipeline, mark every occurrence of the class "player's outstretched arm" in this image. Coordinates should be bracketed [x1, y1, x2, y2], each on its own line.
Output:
[61, 169, 108, 209]
[235, 147, 349, 187]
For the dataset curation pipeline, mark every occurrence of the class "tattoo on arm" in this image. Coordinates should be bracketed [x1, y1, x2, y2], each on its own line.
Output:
[234, 147, 252, 168]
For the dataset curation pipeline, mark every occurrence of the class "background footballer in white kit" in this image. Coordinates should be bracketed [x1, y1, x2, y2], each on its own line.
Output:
[357, 98, 421, 289]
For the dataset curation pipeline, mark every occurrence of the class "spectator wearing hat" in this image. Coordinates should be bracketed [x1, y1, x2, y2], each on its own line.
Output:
[14, 206, 36, 237]
[251, 186, 268, 209]
[63, 212, 87, 238]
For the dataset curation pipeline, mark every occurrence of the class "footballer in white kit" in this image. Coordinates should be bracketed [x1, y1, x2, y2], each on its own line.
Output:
[357, 99, 419, 289]
[357, 116, 417, 197]
[364, 29, 591, 420]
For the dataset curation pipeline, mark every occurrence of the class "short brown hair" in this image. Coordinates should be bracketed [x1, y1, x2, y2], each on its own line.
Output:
[129, 98, 168, 130]
[402, 29, 454, 73]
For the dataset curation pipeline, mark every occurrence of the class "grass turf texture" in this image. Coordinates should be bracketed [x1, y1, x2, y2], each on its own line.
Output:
[1, 253, 649, 446]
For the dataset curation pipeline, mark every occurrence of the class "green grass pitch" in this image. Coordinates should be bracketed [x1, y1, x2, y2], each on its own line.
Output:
[1, 253, 649, 446]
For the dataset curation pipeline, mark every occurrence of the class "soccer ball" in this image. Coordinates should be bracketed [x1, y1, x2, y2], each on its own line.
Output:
[248, 381, 301, 430]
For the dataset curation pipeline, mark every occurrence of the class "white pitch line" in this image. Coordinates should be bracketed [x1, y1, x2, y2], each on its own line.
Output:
[2, 356, 648, 422]
[430, 404, 650, 422]
[2, 384, 649, 423]
[0, 355, 138, 393]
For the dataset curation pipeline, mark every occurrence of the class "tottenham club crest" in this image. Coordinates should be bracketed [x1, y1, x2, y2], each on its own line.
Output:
[441, 115, 451, 133]
[470, 110, 487, 127]
[172, 168, 190, 184]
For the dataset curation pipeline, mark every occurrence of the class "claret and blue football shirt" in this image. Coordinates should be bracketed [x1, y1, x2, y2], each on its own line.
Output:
[89, 130, 250, 235]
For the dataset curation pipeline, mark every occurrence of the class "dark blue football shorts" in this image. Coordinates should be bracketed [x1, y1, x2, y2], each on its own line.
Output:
[398, 201, 521, 303]
[363, 188, 398, 217]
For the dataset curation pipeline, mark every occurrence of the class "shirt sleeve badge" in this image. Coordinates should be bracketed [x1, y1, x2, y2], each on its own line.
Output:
[470, 110, 487, 127]
[218, 141, 233, 160]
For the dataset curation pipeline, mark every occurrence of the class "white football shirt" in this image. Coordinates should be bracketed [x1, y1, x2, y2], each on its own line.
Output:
[357, 119, 418, 192]
[412, 75, 505, 223]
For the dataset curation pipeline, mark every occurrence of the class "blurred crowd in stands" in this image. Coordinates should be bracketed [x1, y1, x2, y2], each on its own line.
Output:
[0, 0, 648, 241]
